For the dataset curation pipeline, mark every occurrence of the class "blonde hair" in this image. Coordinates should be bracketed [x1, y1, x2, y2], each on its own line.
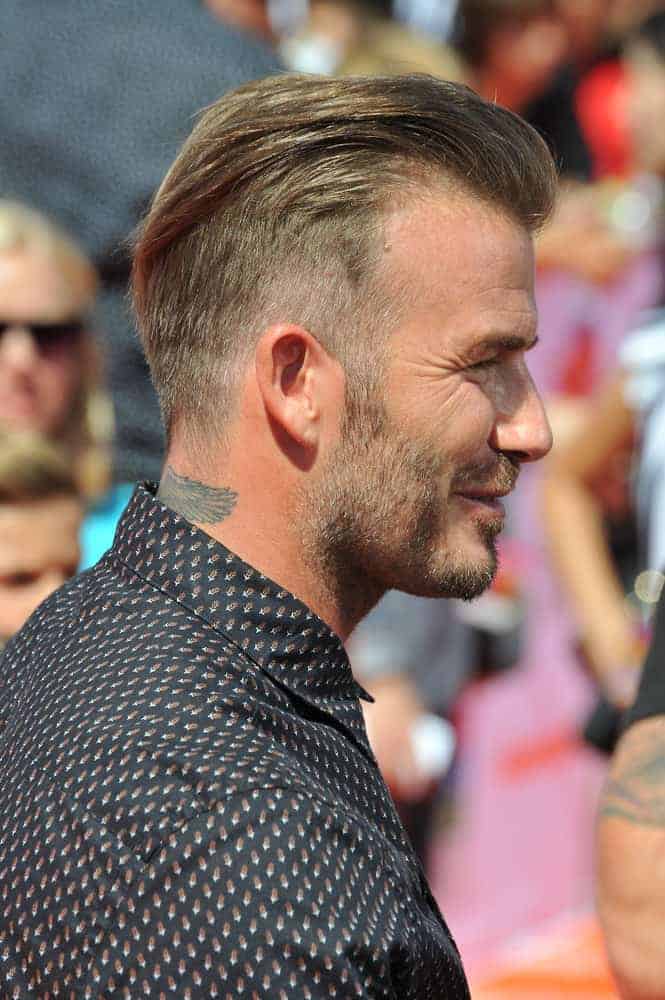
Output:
[0, 430, 78, 504]
[0, 201, 113, 497]
[0, 201, 97, 305]
[134, 73, 556, 446]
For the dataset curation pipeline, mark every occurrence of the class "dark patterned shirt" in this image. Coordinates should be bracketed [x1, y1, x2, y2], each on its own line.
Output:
[0, 484, 469, 999]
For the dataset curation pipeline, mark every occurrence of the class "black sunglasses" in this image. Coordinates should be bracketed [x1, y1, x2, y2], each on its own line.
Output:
[0, 319, 85, 354]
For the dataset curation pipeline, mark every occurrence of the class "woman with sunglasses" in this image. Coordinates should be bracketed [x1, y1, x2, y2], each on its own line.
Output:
[0, 201, 129, 568]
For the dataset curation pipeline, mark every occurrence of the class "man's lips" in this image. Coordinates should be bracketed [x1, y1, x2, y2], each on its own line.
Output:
[453, 459, 520, 512]
[456, 494, 505, 513]
[456, 489, 512, 501]
[454, 483, 516, 514]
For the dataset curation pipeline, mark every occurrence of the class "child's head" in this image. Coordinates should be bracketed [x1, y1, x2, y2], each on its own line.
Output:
[0, 430, 82, 642]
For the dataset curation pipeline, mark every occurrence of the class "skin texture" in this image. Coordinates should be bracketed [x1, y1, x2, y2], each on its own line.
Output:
[598, 717, 665, 998]
[0, 250, 84, 436]
[161, 190, 552, 641]
[0, 496, 81, 641]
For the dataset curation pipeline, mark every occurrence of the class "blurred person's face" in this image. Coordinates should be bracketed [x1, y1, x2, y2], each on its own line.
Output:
[0, 249, 85, 436]
[303, 195, 553, 604]
[482, 13, 568, 110]
[560, 0, 664, 45]
[555, 0, 609, 58]
[204, 0, 272, 36]
[626, 39, 665, 175]
[0, 495, 81, 641]
[608, 0, 665, 35]
[306, 1, 359, 46]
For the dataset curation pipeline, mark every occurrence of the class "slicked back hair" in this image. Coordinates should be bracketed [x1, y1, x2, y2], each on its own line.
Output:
[132, 73, 557, 445]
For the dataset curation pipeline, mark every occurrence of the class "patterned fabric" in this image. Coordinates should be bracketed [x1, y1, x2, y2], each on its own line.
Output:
[79, 482, 134, 571]
[0, 484, 469, 998]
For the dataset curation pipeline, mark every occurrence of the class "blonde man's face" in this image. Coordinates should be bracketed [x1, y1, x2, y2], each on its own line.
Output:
[0, 249, 86, 436]
[0, 495, 81, 641]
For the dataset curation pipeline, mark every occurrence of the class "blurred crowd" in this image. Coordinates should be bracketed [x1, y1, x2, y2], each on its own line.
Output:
[4, 0, 665, 958]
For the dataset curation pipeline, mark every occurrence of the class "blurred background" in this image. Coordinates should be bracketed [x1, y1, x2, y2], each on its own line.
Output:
[4, 1, 665, 994]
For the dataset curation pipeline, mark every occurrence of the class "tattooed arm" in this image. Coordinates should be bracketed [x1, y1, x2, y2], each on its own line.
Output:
[597, 717, 665, 999]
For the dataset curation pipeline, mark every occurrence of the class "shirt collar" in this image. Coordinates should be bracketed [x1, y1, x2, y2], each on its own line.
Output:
[112, 484, 373, 711]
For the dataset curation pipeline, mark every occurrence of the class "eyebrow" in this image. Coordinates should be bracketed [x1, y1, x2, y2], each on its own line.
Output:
[474, 333, 540, 354]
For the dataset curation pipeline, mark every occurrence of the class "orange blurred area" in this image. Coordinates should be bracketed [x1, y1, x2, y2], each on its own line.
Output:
[472, 917, 619, 1000]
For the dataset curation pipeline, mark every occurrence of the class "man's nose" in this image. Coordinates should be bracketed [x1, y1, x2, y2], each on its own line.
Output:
[0, 326, 39, 370]
[489, 370, 553, 464]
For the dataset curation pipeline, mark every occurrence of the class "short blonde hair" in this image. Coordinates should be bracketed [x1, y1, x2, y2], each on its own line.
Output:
[0, 200, 97, 306]
[134, 73, 557, 446]
[0, 430, 77, 504]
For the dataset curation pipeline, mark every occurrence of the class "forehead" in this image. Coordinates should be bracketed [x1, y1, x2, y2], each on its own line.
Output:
[0, 497, 81, 576]
[380, 192, 536, 344]
[0, 248, 87, 320]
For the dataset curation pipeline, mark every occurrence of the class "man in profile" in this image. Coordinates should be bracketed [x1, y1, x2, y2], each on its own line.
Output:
[0, 73, 555, 997]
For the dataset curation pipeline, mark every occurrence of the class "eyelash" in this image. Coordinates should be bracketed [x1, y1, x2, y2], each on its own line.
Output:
[469, 357, 497, 370]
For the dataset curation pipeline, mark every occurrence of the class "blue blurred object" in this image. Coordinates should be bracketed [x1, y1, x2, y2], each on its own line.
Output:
[79, 482, 134, 570]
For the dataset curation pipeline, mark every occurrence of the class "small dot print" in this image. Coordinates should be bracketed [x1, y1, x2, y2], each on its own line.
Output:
[0, 484, 469, 998]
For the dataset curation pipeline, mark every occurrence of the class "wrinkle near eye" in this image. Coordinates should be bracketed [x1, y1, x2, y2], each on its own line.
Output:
[398, 351, 462, 375]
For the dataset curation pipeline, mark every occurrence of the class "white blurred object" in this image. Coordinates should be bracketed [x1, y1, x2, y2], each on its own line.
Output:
[454, 589, 523, 634]
[393, 0, 459, 40]
[280, 33, 345, 74]
[607, 173, 664, 248]
[409, 713, 456, 781]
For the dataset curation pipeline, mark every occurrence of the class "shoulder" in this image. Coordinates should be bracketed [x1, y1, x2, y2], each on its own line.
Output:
[156, 785, 396, 877]
[73, 787, 402, 998]
[138, 788, 402, 970]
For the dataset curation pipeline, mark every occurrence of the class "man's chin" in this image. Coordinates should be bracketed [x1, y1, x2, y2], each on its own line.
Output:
[397, 549, 496, 602]
[425, 536, 498, 601]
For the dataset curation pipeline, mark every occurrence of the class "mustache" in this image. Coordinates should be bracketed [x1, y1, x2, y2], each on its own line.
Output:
[451, 454, 520, 495]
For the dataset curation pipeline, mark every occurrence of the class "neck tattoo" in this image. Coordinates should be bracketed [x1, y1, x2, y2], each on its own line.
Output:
[157, 466, 238, 524]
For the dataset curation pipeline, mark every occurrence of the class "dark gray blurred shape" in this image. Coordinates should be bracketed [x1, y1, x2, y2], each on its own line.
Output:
[0, 1, 280, 482]
[349, 590, 475, 714]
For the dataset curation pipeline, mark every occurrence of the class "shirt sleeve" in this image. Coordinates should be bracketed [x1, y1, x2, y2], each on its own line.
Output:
[82, 787, 400, 999]
[625, 590, 665, 730]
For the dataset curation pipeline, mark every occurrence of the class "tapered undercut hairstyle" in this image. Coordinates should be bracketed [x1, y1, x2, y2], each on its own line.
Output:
[133, 73, 557, 444]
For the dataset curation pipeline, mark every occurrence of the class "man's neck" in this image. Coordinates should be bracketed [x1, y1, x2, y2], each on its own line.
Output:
[157, 463, 379, 640]
[157, 466, 239, 525]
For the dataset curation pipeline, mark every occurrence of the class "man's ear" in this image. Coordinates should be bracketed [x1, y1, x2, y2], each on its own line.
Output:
[254, 324, 334, 449]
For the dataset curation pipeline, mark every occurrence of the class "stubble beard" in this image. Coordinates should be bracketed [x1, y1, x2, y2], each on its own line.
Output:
[300, 390, 505, 628]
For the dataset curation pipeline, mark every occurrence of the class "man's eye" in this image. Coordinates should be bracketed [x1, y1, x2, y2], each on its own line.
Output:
[469, 357, 496, 370]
